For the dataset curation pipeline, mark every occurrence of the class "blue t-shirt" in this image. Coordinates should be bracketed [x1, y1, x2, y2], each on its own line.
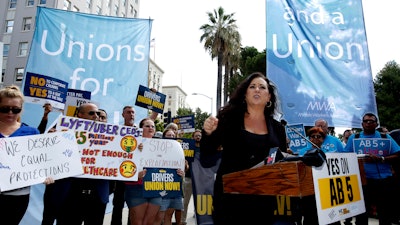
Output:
[298, 135, 343, 156]
[0, 123, 39, 138]
[343, 131, 400, 179]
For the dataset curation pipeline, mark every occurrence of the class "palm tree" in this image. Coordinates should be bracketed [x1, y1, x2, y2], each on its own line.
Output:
[200, 6, 241, 111]
[223, 32, 241, 104]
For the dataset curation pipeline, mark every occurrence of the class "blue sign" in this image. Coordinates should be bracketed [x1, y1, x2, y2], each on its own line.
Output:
[266, 0, 377, 128]
[285, 123, 307, 154]
[23, 72, 68, 110]
[353, 138, 391, 156]
[23, 7, 152, 125]
[172, 115, 195, 133]
[142, 167, 183, 198]
[135, 85, 166, 114]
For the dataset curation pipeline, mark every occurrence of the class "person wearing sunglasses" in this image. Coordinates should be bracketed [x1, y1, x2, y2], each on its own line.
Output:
[343, 113, 400, 225]
[56, 103, 109, 225]
[297, 126, 326, 156]
[0, 85, 54, 225]
[299, 126, 343, 225]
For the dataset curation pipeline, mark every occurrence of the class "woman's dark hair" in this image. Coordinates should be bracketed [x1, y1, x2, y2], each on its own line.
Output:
[218, 72, 281, 120]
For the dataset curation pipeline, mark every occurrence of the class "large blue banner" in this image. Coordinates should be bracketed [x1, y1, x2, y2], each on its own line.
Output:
[20, 7, 152, 225]
[23, 7, 152, 125]
[266, 0, 377, 128]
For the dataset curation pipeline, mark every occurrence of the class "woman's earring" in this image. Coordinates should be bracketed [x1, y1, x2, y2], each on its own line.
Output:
[266, 101, 272, 108]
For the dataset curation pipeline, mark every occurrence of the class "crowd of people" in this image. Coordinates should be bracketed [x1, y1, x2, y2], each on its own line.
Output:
[2, 71, 400, 225]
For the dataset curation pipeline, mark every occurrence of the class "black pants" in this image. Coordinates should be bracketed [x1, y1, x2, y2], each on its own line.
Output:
[0, 194, 29, 225]
[57, 188, 106, 225]
[42, 184, 57, 225]
[111, 180, 130, 225]
[363, 177, 400, 225]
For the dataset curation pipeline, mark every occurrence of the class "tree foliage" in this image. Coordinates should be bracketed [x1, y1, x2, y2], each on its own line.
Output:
[200, 7, 241, 111]
[374, 60, 400, 130]
[227, 47, 266, 97]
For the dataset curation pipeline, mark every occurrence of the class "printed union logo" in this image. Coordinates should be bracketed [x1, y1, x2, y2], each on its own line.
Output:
[339, 208, 350, 215]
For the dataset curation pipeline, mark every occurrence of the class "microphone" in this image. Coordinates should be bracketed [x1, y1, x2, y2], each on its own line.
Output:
[280, 120, 326, 167]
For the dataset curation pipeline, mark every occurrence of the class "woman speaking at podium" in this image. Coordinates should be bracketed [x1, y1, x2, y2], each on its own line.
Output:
[201, 72, 293, 225]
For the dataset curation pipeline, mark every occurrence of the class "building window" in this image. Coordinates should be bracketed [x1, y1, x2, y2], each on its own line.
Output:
[1, 69, 5, 83]
[3, 44, 10, 57]
[39, 0, 46, 5]
[133, 9, 137, 18]
[15, 68, 24, 82]
[96, 5, 101, 14]
[122, 0, 126, 6]
[22, 17, 32, 31]
[63, 0, 71, 10]
[9, 0, 17, 8]
[86, 0, 91, 9]
[114, 4, 118, 15]
[18, 42, 29, 56]
[27, 0, 35, 6]
[5, 20, 14, 33]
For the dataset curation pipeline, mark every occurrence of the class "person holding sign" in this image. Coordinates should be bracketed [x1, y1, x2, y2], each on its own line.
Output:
[344, 113, 400, 225]
[298, 127, 342, 225]
[125, 118, 161, 225]
[153, 128, 185, 225]
[181, 129, 201, 225]
[0, 85, 54, 225]
[56, 103, 109, 225]
[110, 105, 158, 225]
[201, 72, 292, 225]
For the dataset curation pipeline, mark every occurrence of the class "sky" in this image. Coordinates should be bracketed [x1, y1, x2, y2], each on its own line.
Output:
[140, 0, 400, 130]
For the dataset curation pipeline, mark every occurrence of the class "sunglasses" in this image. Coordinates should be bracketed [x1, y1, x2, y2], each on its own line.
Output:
[0, 107, 22, 114]
[310, 135, 322, 139]
[88, 111, 101, 116]
[363, 119, 376, 124]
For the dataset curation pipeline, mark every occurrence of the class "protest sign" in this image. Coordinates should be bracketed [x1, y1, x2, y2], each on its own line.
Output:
[23, 72, 68, 110]
[172, 115, 195, 134]
[57, 115, 143, 181]
[64, 89, 91, 117]
[142, 167, 183, 198]
[176, 138, 197, 163]
[0, 130, 82, 192]
[285, 123, 307, 154]
[134, 138, 185, 171]
[312, 152, 365, 224]
[135, 85, 166, 114]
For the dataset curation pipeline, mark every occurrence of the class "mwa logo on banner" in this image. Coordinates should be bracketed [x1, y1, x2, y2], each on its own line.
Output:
[23, 7, 152, 124]
[266, 0, 377, 128]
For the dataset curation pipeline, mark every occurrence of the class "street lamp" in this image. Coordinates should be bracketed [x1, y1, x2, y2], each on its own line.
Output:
[192, 93, 213, 115]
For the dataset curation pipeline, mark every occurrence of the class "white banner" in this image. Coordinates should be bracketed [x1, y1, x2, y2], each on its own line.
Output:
[0, 131, 83, 192]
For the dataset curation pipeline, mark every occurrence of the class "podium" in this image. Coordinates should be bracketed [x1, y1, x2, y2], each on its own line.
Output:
[223, 159, 367, 197]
